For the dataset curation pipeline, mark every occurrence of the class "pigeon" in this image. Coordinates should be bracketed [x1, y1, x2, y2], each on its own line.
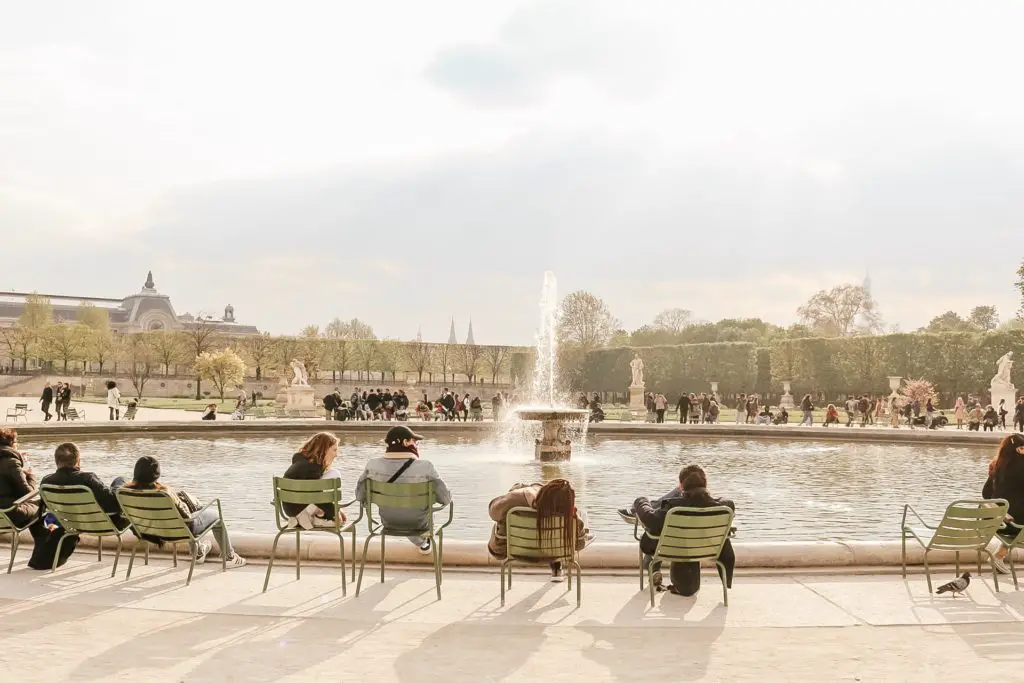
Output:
[935, 572, 971, 597]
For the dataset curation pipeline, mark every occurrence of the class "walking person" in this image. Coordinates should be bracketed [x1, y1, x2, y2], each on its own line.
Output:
[106, 380, 121, 420]
[1016, 397, 1024, 433]
[998, 399, 1008, 430]
[677, 393, 689, 424]
[799, 394, 814, 426]
[654, 393, 668, 423]
[58, 382, 72, 421]
[39, 381, 54, 422]
[734, 394, 746, 425]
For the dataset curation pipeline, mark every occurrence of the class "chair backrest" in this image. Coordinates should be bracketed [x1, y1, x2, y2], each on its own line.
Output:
[364, 479, 435, 527]
[272, 477, 341, 528]
[124, 405, 137, 418]
[652, 506, 735, 563]
[928, 499, 1009, 551]
[115, 488, 193, 543]
[504, 506, 576, 561]
[66, 408, 80, 419]
[15, 404, 27, 410]
[40, 484, 120, 535]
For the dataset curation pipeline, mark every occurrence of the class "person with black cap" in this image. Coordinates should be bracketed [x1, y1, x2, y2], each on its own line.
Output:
[355, 425, 452, 554]
[122, 455, 247, 568]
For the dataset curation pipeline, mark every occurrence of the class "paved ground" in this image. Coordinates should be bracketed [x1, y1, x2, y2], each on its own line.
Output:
[1, 550, 1022, 682]
[1, 396, 194, 423]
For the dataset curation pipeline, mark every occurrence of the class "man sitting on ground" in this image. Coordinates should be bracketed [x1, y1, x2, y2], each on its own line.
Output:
[630, 465, 736, 596]
[36, 442, 129, 569]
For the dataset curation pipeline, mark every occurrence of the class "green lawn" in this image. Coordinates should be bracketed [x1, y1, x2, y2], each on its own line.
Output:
[74, 396, 276, 413]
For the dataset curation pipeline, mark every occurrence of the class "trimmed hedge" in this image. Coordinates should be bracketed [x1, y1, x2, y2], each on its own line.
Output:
[582, 343, 757, 395]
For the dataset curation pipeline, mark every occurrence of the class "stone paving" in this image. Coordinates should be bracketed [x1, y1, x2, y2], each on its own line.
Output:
[1, 550, 1022, 682]
[1, 396, 194, 423]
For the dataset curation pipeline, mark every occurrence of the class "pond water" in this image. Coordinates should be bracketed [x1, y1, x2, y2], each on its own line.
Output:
[18, 432, 995, 543]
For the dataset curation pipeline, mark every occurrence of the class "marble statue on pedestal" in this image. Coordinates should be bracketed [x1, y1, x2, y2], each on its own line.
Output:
[629, 355, 645, 388]
[290, 359, 310, 386]
[628, 355, 646, 411]
[990, 352, 1016, 412]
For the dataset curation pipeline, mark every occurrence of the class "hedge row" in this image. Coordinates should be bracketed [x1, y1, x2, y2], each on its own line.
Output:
[580, 331, 1024, 398]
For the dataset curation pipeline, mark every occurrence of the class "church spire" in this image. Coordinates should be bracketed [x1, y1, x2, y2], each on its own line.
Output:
[448, 318, 458, 345]
[466, 318, 475, 345]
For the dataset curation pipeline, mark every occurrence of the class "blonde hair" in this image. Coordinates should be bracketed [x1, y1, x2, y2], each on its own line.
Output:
[298, 432, 340, 473]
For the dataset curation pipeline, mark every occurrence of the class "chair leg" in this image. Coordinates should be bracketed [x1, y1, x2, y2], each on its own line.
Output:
[901, 533, 907, 579]
[380, 534, 387, 583]
[639, 546, 644, 590]
[356, 533, 375, 597]
[431, 532, 441, 600]
[97, 540, 103, 562]
[718, 561, 729, 607]
[144, 542, 150, 566]
[172, 542, 178, 568]
[51, 533, 69, 572]
[186, 544, 197, 586]
[295, 530, 301, 580]
[262, 531, 285, 593]
[350, 527, 357, 583]
[500, 561, 507, 606]
[574, 560, 582, 608]
[987, 551, 1000, 592]
[438, 531, 444, 586]
[338, 533, 347, 597]
[955, 551, 960, 575]
[1009, 548, 1019, 590]
[111, 537, 123, 578]
[923, 551, 932, 593]
[7, 534, 18, 574]
[126, 544, 138, 581]
[648, 562, 656, 607]
[976, 551, 982, 576]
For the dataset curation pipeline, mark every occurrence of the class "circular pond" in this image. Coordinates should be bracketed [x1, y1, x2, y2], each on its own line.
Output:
[18, 432, 994, 542]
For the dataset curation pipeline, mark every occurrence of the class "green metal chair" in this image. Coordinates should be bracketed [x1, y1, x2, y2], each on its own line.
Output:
[0, 490, 40, 573]
[40, 484, 131, 576]
[498, 506, 582, 608]
[901, 498, 1009, 592]
[994, 520, 1024, 590]
[639, 506, 735, 607]
[115, 488, 227, 586]
[355, 480, 454, 599]
[263, 477, 362, 594]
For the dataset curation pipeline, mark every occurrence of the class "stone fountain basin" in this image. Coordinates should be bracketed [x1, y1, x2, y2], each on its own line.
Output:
[514, 408, 589, 421]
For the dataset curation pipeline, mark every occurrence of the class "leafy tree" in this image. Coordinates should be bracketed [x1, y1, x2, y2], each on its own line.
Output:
[375, 340, 401, 383]
[652, 308, 693, 334]
[239, 332, 277, 381]
[77, 303, 114, 373]
[324, 338, 351, 383]
[195, 348, 247, 400]
[182, 316, 221, 399]
[797, 284, 883, 337]
[968, 305, 999, 332]
[897, 378, 937, 409]
[298, 326, 326, 382]
[77, 302, 109, 330]
[44, 323, 88, 372]
[924, 311, 973, 333]
[11, 293, 53, 368]
[1017, 260, 1024, 319]
[352, 339, 380, 382]
[325, 317, 376, 340]
[119, 333, 158, 399]
[148, 330, 184, 376]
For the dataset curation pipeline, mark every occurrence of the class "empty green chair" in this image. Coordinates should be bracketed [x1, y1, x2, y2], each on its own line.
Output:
[901, 498, 1009, 592]
[115, 488, 226, 586]
[263, 477, 362, 593]
[0, 490, 39, 573]
[499, 506, 582, 608]
[355, 480, 453, 599]
[40, 484, 131, 576]
[639, 505, 735, 607]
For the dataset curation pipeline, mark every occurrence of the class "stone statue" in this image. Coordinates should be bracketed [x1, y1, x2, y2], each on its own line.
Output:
[994, 352, 1014, 386]
[289, 359, 309, 386]
[629, 355, 645, 387]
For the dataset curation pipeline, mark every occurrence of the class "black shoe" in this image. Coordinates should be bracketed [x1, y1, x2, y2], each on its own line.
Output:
[617, 508, 637, 525]
[550, 562, 565, 583]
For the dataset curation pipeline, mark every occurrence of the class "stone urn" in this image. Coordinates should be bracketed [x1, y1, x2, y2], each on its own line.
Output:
[780, 381, 794, 408]
[710, 381, 719, 395]
[887, 376, 902, 399]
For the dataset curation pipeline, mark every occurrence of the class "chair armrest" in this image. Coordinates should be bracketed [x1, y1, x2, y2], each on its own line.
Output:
[433, 501, 455, 532]
[1, 488, 40, 513]
[901, 503, 934, 530]
[194, 498, 223, 519]
[341, 499, 364, 525]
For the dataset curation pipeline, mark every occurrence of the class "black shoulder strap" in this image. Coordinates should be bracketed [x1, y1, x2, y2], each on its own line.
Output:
[387, 458, 416, 484]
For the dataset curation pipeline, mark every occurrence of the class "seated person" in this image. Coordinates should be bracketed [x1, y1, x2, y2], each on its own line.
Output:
[282, 432, 344, 529]
[982, 433, 1024, 573]
[0, 428, 47, 546]
[756, 406, 773, 425]
[201, 404, 217, 421]
[968, 405, 983, 431]
[487, 479, 591, 582]
[983, 406, 999, 432]
[706, 400, 719, 423]
[36, 442, 128, 569]
[824, 404, 840, 426]
[773, 407, 790, 424]
[355, 426, 451, 554]
[632, 465, 736, 596]
[470, 396, 484, 421]
[122, 456, 246, 567]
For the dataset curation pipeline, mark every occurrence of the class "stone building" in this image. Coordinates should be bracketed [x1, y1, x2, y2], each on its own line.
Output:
[0, 271, 259, 335]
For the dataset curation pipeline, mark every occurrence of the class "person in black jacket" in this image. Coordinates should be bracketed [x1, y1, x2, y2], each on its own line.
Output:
[323, 390, 339, 420]
[39, 382, 54, 421]
[633, 465, 736, 597]
[0, 428, 47, 545]
[281, 432, 344, 529]
[33, 442, 128, 570]
[982, 433, 1024, 573]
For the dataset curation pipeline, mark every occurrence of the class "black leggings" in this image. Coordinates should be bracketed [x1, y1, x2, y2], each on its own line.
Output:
[647, 539, 735, 596]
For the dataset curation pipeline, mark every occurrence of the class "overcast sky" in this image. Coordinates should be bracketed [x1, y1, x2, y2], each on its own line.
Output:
[2, 0, 1022, 344]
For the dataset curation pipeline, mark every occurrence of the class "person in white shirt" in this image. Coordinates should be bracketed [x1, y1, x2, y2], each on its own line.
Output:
[105, 380, 121, 421]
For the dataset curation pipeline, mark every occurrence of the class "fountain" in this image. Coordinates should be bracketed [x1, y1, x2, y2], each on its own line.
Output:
[513, 272, 589, 461]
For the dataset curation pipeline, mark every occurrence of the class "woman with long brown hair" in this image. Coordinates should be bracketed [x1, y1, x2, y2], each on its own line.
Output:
[487, 478, 590, 582]
[983, 433, 1024, 573]
[282, 432, 343, 529]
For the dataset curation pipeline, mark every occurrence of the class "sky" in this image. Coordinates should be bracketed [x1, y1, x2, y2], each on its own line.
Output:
[2, 0, 1022, 345]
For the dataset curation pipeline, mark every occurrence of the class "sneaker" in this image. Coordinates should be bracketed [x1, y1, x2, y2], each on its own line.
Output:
[417, 539, 432, 555]
[617, 508, 637, 525]
[194, 539, 212, 564]
[992, 554, 1011, 575]
[550, 562, 565, 583]
[225, 554, 247, 569]
[312, 517, 336, 528]
[285, 516, 299, 530]
[651, 570, 663, 591]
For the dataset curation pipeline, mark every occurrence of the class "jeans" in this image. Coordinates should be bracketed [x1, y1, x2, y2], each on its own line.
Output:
[42, 401, 52, 421]
[656, 409, 665, 423]
[187, 507, 236, 558]
[735, 409, 744, 425]
[800, 410, 813, 426]
[109, 407, 120, 420]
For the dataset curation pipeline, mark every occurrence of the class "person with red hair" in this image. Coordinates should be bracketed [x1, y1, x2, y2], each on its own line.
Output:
[982, 433, 1024, 573]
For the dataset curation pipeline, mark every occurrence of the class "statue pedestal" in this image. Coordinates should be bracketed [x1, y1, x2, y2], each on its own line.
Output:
[991, 381, 1017, 413]
[535, 420, 571, 462]
[779, 381, 794, 409]
[629, 385, 646, 411]
[278, 385, 317, 417]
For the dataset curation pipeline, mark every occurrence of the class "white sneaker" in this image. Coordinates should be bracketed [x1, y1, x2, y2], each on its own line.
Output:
[225, 554, 247, 569]
[194, 539, 212, 564]
[312, 517, 336, 528]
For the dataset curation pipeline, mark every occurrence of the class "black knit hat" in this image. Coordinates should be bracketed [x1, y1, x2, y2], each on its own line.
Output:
[133, 456, 161, 485]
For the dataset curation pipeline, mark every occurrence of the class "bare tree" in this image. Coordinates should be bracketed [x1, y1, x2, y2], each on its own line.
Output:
[652, 308, 693, 334]
[435, 343, 454, 385]
[325, 317, 376, 340]
[352, 339, 380, 382]
[149, 330, 185, 376]
[796, 284, 882, 337]
[456, 343, 483, 383]
[182, 316, 222, 399]
[119, 333, 158, 399]
[558, 291, 619, 349]
[404, 341, 435, 382]
[481, 345, 511, 383]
